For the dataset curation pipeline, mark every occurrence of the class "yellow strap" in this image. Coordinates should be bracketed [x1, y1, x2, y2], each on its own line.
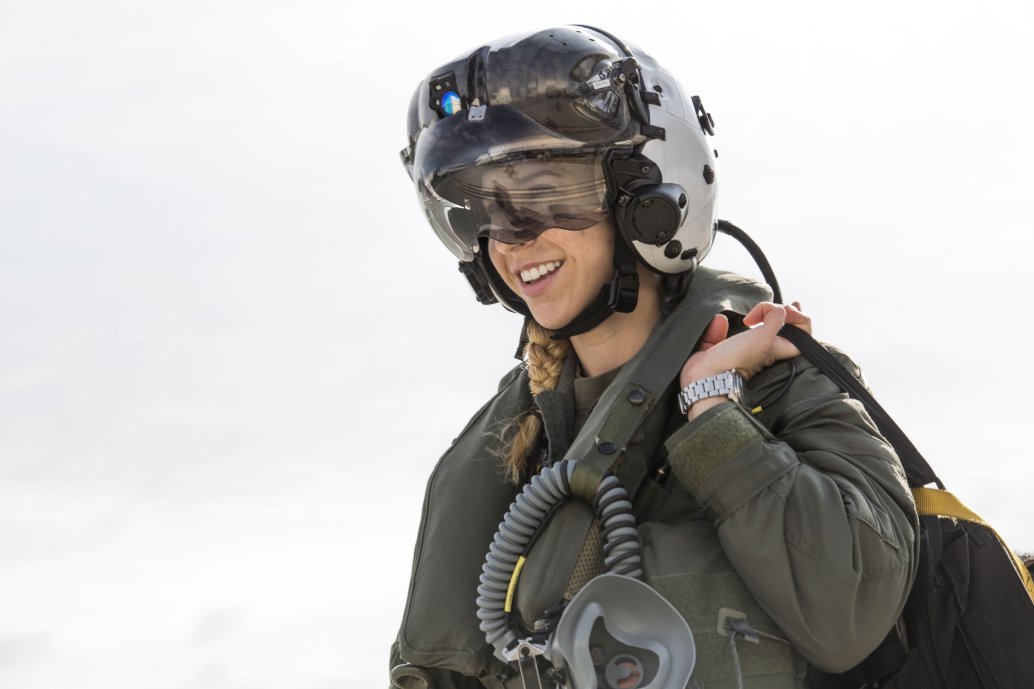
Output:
[912, 487, 1034, 604]
[504, 556, 527, 614]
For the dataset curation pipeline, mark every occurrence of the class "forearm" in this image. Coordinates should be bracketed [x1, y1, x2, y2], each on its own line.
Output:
[665, 387, 918, 671]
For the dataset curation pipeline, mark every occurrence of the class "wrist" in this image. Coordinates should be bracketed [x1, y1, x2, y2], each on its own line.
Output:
[680, 365, 723, 388]
[676, 369, 746, 417]
[685, 396, 727, 422]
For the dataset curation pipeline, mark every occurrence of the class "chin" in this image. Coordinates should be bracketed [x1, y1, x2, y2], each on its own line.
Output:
[527, 309, 569, 332]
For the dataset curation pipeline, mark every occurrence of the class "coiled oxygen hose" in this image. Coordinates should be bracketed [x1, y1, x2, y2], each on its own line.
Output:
[476, 459, 643, 660]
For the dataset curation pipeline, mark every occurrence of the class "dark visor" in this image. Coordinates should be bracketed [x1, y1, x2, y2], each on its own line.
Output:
[412, 104, 632, 260]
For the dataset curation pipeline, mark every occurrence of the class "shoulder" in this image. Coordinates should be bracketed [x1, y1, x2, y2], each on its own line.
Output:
[692, 265, 774, 303]
[442, 362, 531, 451]
[656, 267, 774, 348]
[745, 340, 869, 434]
[497, 362, 525, 392]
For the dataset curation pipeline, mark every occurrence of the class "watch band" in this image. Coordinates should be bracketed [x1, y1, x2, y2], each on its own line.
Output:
[677, 369, 745, 415]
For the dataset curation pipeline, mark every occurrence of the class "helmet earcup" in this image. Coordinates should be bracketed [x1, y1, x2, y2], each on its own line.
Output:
[614, 182, 688, 246]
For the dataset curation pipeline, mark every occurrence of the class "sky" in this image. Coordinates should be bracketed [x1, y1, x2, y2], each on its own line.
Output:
[1, 1, 1032, 687]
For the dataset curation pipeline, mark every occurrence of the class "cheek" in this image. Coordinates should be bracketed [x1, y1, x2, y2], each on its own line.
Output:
[487, 242, 522, 293]
[579, 228, 614, 282]
[487, 241, 507, 277]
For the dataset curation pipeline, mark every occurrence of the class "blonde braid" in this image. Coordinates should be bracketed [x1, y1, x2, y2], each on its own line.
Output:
[501, 320, 571, 484]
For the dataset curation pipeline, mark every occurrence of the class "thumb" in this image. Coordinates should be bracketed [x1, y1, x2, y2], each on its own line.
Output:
[696, 314, 729, 352]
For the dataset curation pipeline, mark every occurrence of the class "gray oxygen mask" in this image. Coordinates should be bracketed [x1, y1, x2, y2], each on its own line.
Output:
[548, 574, 695, 689]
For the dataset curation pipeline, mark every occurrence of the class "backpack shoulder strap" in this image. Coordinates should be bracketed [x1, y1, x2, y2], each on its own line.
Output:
[776, 324, 943, 490]
[783, 326, 1034, 600]
[912, 486, 1034, 602]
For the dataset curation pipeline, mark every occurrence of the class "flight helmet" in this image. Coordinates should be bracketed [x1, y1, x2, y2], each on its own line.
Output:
[401, 26, 719, 335]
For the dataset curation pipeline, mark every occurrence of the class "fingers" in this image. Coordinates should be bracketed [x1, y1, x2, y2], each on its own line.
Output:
[741, 301, 811, 363]
[772, 300, 809, 359]
[681, 302, 814, 385]
[742, 302, 787, 336]
[785, 301, 813, 334]
[744, 301, 812, 333]
[695, 313, 729, 352]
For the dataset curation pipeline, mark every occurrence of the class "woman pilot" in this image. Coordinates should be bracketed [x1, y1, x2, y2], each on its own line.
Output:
[390, 25, 918, 689]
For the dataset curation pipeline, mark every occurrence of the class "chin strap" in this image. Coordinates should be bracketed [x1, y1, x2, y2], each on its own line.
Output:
[548, 238, 640, 340]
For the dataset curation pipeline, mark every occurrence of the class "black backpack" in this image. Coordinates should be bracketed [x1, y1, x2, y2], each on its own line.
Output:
[780, 325, 1034, 689]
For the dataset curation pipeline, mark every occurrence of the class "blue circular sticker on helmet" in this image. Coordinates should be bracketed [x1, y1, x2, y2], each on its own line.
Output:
[442, 91, 461, 116]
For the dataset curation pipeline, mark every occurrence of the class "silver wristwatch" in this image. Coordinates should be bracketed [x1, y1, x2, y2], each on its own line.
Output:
[677, 369, 746, 415]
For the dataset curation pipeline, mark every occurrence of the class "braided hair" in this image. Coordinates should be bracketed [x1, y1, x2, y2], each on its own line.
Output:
[500, 320, 571, 483]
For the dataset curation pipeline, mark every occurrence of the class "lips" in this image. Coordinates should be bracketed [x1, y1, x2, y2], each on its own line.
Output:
[513, 259, 564, 298]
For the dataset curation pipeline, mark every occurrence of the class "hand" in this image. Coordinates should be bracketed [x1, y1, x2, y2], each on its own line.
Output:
[680, 301, 813, 389]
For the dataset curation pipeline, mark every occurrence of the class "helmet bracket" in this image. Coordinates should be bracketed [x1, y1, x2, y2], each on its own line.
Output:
[611, 57, 666, 140]
[691, 95, 716, 136]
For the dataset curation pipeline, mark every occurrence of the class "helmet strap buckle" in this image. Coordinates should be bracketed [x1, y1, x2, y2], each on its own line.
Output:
[608, 263, 640, 314]
[459, 260, 500, 306]
[661, 267, 696, 317]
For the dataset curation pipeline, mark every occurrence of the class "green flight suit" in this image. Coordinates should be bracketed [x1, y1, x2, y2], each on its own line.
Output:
[389, 267, 919, 689]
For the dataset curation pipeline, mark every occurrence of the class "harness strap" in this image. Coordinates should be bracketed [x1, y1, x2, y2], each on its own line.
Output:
[567, 286, 750, 502]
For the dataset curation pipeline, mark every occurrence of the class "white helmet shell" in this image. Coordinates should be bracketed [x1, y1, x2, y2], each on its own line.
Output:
[631, 51, 718, 273]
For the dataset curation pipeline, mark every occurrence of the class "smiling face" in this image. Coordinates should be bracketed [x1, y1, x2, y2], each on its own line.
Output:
[488, 220, 615, 330]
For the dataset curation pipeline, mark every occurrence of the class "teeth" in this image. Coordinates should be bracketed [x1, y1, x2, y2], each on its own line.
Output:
[520, 261, 562, 283]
